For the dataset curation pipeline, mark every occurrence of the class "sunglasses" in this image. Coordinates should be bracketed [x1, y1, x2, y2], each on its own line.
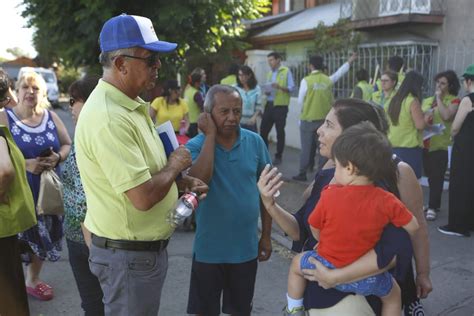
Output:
[0, 96, 11, 106]
[119, 53, 160, 67]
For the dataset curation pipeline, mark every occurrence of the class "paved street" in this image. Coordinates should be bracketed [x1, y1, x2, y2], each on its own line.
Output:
[28, 107, 474, 315]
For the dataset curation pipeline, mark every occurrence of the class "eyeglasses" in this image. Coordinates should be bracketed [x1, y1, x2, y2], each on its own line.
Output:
[0, 96, 11, 106]
[119, 53, 160, 67]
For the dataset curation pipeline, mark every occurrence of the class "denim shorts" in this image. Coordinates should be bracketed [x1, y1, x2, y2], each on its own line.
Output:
[300, 250, 393, 297]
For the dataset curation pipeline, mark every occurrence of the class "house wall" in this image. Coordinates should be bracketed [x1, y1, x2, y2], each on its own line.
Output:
[246, 0, 474, 150]
[246, 47, 307, 150]
[246, 39, 318, 150]
[360, 0, 474, 80]
[265, 40, 315, 62]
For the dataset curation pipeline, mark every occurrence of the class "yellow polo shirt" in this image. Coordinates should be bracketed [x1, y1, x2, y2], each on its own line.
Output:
[75, 80, 178, 241]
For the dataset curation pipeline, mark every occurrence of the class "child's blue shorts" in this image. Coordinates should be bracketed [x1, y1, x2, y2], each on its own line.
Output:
[300, 250, 393, 297]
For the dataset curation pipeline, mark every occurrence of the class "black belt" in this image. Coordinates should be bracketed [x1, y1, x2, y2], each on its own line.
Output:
[92, 235, 169, 252]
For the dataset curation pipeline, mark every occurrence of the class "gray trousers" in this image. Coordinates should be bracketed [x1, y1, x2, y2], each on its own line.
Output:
[88, 243, 168, 316]
[299, 120, 324, 174]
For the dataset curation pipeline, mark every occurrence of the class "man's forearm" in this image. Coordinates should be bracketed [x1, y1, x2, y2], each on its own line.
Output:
[125, 163, 181, 211]
[187, 134, 216, 184]
[260, 200, 272, 239]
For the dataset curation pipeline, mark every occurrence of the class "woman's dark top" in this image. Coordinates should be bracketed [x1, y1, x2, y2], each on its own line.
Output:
[448, 93, 474, 232]
[453, 93, 474, 146]
[292, 163, 413, 311]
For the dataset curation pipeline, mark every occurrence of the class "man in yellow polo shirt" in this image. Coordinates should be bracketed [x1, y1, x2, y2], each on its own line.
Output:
[75, 14, 208, 315]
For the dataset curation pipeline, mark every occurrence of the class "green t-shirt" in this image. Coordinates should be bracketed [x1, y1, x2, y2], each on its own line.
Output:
[266, 66, 290, 106]
[184, 85, 201, 123]
[75, 80, 178, 241]
[386, 94, 422, 148]
[351, 81, 373, 101]
[220, 75, 237, 86]
[300, 71, 334, 121]
[422, 94, 459, 151]
[371, 90, 395, 108]
[0, 125, 36, 238]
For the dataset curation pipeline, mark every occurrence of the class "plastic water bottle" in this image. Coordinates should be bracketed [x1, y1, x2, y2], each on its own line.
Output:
[179, 119, 187, 136]
[169, 192, 198, 228]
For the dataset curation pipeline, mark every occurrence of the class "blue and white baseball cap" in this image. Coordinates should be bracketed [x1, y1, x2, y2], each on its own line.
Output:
[100, 14, 177, 53]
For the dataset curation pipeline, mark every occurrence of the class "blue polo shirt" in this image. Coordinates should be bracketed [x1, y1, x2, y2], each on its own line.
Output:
[186, 128, 271, 263]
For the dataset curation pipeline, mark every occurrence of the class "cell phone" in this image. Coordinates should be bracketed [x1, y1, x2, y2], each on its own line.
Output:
[38, 147, 53, 157]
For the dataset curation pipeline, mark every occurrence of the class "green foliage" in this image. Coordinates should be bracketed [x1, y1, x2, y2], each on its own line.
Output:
[57, 66, 81, 94]
[6, 47, 32, 58]
[21, 0, 270, 77]
[313, 19, 362, 53]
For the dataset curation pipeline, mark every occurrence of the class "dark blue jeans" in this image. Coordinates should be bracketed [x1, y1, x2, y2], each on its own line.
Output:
[66, 239, 104, 316]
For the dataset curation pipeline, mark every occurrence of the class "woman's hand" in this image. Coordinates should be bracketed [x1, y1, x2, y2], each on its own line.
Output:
[39, 152, 61, 170]
[302, 257, 339, 289]
[257, 164, 283, 208]
[25, 158, 50, 174]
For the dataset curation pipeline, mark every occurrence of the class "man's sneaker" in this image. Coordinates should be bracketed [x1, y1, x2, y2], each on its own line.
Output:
[438, 225, 470, 237]
[273, 157, 282, 165]
[283, 305, 306, 316]
[425, 208, 437, 221]
[292, 173, 307, 181]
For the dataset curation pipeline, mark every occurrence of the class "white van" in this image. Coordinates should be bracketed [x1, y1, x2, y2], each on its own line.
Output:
[18, 67, 60, 107]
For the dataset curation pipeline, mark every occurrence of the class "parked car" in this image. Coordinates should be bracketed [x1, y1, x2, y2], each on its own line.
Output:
[18, 67, 60, 108]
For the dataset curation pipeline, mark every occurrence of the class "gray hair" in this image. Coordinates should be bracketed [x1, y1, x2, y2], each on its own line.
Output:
[99, 48, 136, 68]
[203, 84, 242, 113]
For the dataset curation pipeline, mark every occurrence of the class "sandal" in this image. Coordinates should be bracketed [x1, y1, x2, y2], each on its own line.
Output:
[26, 282, 54, 301]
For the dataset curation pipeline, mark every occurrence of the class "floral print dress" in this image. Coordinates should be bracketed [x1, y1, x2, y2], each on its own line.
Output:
[6, 108, 63, 261]
[61, 144, 87, 244]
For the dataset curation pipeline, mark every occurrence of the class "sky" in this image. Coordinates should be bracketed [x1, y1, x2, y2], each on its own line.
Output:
[0, 0, 37, 59]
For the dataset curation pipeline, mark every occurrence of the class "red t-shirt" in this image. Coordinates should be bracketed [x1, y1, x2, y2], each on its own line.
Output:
[308, 184, 413, 268]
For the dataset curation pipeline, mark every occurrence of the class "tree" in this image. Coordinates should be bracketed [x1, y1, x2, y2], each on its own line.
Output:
[313, 19, 362, 53]
[21, 0, 269, 77]
[6, 47, 31, 58]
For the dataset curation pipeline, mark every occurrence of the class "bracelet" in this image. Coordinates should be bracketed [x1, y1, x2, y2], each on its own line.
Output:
[55, 152, 62, 167]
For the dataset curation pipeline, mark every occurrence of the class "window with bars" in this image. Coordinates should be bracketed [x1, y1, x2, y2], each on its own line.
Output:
[287, 42, 440, 98]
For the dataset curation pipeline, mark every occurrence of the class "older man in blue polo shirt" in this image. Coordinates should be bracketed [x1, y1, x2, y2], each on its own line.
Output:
[185, 85, 273, 316]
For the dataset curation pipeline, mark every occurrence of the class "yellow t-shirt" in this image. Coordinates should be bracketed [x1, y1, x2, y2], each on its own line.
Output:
[75, 80, 178, 241]
[151, 97, 188, 131]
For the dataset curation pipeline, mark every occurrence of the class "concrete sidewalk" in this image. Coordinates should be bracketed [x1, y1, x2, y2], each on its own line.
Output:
[30, 109, 474, 315]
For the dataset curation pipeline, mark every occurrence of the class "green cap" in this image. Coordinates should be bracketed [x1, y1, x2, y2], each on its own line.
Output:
[462, 64, 474, 77]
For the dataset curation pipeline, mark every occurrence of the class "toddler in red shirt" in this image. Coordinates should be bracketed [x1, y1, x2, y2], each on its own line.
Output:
[285, 122, 419, 316]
